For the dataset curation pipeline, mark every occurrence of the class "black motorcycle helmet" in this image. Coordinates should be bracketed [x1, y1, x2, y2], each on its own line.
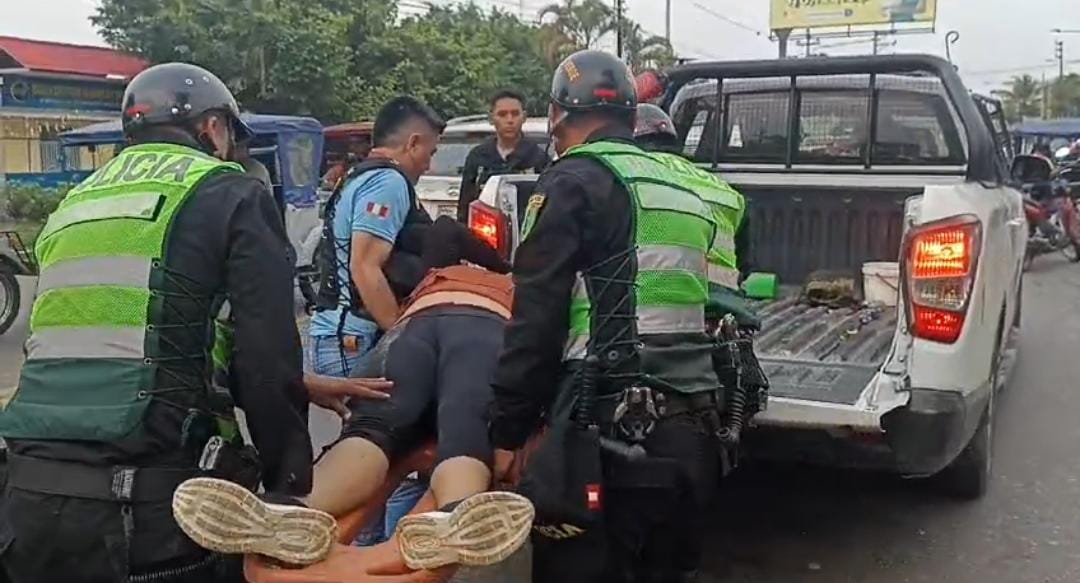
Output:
[634, 103, 678, 151]
[122, 62, 254, 148]
[550, 49, 637, 119]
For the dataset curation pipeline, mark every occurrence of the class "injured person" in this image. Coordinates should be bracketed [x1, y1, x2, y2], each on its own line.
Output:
[171, 264, 534, 571]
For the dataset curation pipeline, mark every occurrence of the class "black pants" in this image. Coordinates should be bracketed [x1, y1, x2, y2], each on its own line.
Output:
[0, 463, 240, 583]
[532, 411, 720, 583]
[343, 305, 505, 466]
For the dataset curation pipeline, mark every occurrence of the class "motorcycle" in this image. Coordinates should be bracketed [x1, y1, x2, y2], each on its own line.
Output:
[1012, 154, 1080, 269]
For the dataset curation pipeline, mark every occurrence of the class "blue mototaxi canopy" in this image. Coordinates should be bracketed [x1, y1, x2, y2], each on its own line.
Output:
[1011, 118, 1080, 139]
[60, 114, 325, 208]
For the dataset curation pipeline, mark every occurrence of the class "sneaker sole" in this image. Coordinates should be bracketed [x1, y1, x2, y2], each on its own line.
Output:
[396, 491, 535, 570]
[172, 477, 336, 565]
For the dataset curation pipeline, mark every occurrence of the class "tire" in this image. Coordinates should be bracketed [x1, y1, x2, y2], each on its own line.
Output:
[934, 312, 1003, 500]
[935, 392, 992, 500]
[0, 267, 21, 335]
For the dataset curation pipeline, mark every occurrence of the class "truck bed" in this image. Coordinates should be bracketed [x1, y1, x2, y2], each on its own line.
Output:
[751, 294, 898, 405]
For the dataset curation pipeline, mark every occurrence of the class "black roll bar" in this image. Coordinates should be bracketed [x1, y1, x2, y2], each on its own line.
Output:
[664, 54, 1002, 183]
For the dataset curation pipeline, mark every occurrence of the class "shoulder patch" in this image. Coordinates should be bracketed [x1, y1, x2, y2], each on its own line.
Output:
[520, 192, 547, 240]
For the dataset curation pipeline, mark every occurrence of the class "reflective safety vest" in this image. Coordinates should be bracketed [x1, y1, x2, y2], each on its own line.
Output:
[0, 143, 242, 443]
[554, 141, 717, 366]
[652, 152, 745, 291]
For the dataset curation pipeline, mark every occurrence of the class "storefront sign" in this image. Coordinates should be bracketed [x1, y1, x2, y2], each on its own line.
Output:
[770, 0, 938, 30]
[0, 75, 124, 112]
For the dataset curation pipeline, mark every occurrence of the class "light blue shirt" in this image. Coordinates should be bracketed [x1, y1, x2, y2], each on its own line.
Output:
[310, 168, 411, 338]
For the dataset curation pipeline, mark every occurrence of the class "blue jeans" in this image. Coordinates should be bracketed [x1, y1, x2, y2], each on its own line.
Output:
[353, 477, 429, 546]
[309, 333, 376, 378]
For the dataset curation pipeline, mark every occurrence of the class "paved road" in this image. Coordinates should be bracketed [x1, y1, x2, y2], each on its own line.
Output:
[2, 258, 1078, 582]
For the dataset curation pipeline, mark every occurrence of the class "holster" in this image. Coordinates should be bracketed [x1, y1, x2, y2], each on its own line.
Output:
[198, 436, 262, 492]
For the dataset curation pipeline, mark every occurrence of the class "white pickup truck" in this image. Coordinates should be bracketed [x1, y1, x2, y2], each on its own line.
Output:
[469, 55, 1025, 499]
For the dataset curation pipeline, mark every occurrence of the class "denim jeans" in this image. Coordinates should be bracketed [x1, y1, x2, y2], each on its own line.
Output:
[353, 477, 429, 546]
[308, 333, 376, 378]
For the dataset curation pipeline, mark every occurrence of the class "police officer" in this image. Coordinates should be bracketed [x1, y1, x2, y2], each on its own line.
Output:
[0, 63, 313, 583]
[634, 103, 759, 328]
[489, 50, 725, 583]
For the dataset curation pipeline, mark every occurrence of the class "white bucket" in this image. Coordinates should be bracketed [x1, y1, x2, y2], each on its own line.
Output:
[862, 261, 900, 307]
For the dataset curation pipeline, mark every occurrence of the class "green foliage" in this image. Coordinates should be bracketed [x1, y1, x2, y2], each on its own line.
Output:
[93, 0, 672, 122]
[1, 184, 68, 224]
[992, 73, 1080, 123]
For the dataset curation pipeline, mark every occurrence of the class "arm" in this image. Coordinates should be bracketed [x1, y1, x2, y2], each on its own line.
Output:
[457, 148, 481, 222]
[350, 231, 399, 330]
[348, 169, 412, 330]
[224, 180, 312, 495]
[490, 171, 586, 450]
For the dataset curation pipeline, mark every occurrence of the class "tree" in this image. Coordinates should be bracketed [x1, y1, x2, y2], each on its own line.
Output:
[619, 21, 675, 72]
[1048, 73, 1080, 119]
[540, 0, 614, 51]
[991, 74, 1043, 123]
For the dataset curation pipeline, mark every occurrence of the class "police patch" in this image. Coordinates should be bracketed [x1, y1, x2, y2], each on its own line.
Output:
[564, 60, 581, 83]
[520, 192, 547, 239]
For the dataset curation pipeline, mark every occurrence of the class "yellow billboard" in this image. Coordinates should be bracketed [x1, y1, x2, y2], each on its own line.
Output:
[770, 0, 938, 30]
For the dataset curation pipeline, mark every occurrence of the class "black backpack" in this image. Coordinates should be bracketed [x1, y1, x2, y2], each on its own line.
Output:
[312, 159, 432, 317]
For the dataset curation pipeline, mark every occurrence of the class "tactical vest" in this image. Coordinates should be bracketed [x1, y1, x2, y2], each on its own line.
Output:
[0, 143, 242, 442]
[313, 158, 433, 318]
[652, 152, 744, 290]
[544, 141, 717, 394]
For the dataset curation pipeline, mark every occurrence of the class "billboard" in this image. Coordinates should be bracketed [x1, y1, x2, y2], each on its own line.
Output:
[770, 0, 938, 30]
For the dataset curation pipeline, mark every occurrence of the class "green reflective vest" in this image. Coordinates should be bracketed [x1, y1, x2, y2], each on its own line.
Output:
[652, 152, 745, 291]
[546, 141, 719, 393]
[0, 143, 242, 442]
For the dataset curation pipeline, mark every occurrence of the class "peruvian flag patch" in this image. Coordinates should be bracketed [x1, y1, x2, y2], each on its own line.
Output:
[366, 202, 390, 219]
[585, 483, 602, 511]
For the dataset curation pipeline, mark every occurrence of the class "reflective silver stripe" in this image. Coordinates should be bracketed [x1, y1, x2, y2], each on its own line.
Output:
[712, 230, 736, 253]
[635, 182, 710, 218]
[36, 256, 152, 294]
[637, 245, 707, 274]
[564, 334, 589, 361]
[638, 305, 704, 334]
[39, 192, 163, 241]
[571, 274, 587, 300]
[709, 264, 741, 289]
[563, 305, 703, 361]
[26, 326, 146, 360]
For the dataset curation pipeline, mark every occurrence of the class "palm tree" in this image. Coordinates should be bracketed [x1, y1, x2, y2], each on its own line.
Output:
[1048, 73, 1080, 118]
[991, 74, 1043, 122]
[619, 20, 674, 71]
[540, 0, 614, 50]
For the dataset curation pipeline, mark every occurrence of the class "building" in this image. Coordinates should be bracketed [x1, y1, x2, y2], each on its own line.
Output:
[0, 36, 147, 186]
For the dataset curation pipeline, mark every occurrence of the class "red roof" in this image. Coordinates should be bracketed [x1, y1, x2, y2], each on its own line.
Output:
[0, 36, 148, 80]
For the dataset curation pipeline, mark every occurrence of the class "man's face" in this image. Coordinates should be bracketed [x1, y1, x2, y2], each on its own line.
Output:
[491, 97, 525, 142]
[401, 124, 441, 181]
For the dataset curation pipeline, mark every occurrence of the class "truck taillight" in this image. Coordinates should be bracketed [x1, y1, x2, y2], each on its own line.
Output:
[468, 200, 510, 258]
[903, 216, 981, 344]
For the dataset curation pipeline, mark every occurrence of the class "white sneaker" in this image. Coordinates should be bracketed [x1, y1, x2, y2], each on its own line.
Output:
[396, 491, 535, 570]
[172, 477, 336, 565]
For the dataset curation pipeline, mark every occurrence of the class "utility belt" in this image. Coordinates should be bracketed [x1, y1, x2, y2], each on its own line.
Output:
[583, 315, 769, 460]
[7, 438, 260, 503]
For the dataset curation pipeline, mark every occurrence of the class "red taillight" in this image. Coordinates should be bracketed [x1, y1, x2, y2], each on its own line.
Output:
[468, 200, 509, 257]
[903, 216, 981, 344]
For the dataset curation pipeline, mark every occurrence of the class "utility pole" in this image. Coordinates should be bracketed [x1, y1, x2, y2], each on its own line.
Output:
[616, 0, 624, 58]
[1055, 39, 1065, 80]
[872, 31, 880, 55]
[665, 0, 672, 43]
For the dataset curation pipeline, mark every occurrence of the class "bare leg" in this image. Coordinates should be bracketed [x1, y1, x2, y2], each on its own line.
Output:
[306, 437, 390, 516]
[428, 456, 491, 509]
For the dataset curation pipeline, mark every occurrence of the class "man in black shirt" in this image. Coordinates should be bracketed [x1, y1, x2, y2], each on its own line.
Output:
[456, 90, 550, 222]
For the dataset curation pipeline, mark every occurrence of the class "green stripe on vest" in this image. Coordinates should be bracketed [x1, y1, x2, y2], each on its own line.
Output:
[0, 142, 242, 442]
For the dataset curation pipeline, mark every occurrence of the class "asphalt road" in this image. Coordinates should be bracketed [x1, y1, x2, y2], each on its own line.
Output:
[1, 257, 1078, 582]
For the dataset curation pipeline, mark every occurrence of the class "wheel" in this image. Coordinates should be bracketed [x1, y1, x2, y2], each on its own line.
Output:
[1062, 200, 1080, 262]
[0, 267, 21, 335]
[935, 392, 993, 500]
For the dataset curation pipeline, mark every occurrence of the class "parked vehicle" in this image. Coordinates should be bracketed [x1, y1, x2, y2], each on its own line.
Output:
[470, 55, 1025, 499]
[1011, 117, 1080, 159]
[0, 232, 36, 334]
[1012, 154, 1080, 267]
[417, 114, 549, 219]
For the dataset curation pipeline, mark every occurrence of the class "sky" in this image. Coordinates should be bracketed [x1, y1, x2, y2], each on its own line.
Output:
[1, 0, 1077, 92]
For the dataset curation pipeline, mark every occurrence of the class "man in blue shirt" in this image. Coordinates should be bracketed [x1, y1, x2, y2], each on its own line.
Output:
[310, 96, 445, 377]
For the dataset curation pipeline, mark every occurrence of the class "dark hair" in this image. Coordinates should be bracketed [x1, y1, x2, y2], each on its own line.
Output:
[489, 90, 526, 111]
[373, 96, 446, 147]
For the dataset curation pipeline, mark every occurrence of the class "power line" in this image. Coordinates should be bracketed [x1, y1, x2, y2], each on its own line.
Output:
[964, 59, 1080, 78]
[689, 2, 766, 38]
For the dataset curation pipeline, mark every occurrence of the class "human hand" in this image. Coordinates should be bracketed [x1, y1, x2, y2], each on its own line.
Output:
[493, 448, 517, 483]
[305, 374, 393, 419]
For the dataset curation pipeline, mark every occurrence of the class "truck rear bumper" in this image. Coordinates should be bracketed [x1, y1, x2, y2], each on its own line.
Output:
[748, 378, 990, 476]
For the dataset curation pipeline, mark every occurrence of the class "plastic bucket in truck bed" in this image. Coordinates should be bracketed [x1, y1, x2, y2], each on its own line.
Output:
[862, 261, 900, 307]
